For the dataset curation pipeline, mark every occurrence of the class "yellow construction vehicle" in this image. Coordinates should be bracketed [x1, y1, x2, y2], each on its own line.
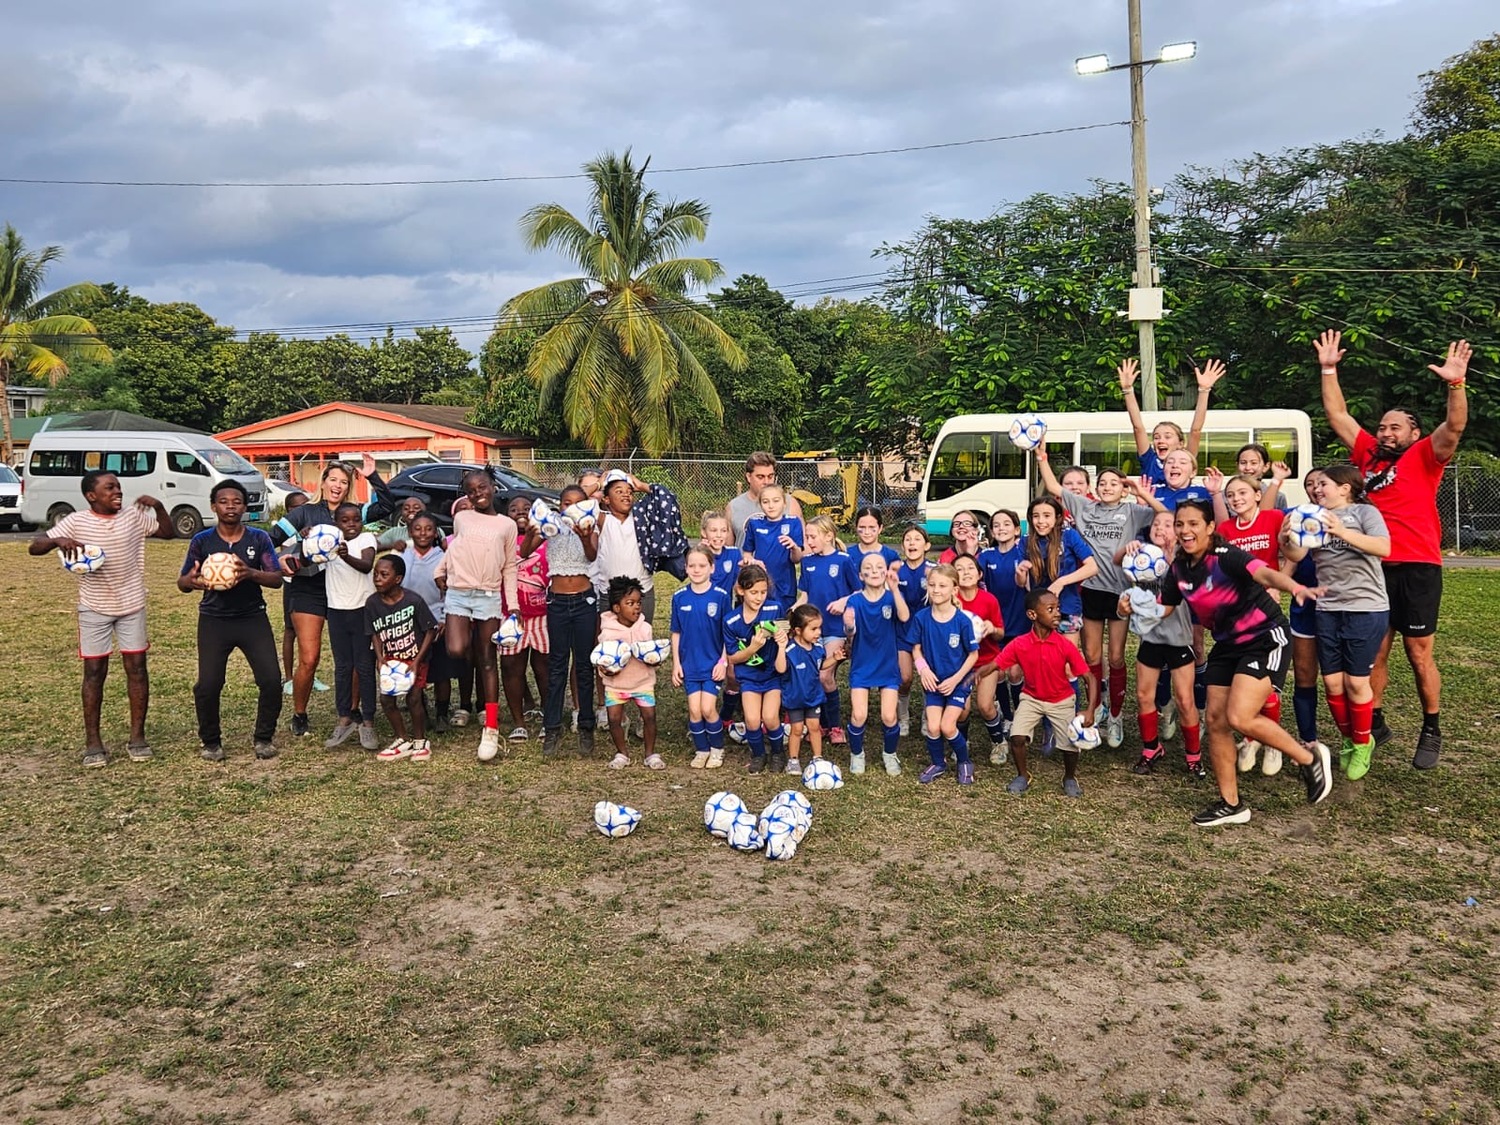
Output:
[781, 450, 862, 526]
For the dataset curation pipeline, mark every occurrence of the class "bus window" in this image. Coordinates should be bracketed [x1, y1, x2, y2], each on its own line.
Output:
[994, 444, 1028, 482]
[1080, 432, 1142, 477]
[930, 431, 993, 501]
[29, 450, 82, 476]
[1198, 431, 1250, 476]
[1252, 427, 1298, 469]
[100, 451, 156, 477]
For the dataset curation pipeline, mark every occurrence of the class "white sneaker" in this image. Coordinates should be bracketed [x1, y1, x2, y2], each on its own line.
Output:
[1160, 700, 1178, 741]
[1236, 738, 1259, 774]
[508, 726, 529, 742]
[707, 748, 725, 769]
[690, 751, 710, 769]
[608, 752, 630, 769]
[451, 708, 471, 728]
[1106, 713, 1124, 749]
[990, 745, 1008, 766]
[849, 751, 866, 776]
[1261, 745, 1284, 776]
[785, 758, 801, 776]
[595, 707, 608, 731]
[1095, 702, 1108, 726]
[883, 751, 902, 776]
[570, 709, 579, 732]
[477, 727, 500, 762]
[899, 717, 911, 737]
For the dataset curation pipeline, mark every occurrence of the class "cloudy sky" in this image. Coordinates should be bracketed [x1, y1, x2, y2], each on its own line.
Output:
[4, 0, 1494, 348]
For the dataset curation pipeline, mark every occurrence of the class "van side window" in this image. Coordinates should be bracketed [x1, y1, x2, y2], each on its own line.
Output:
[1251, 428, 1298, 469]
[168, 451, 210, 476]
[1198, 431, 1250, 477]
[29, 450, 83, 476]
[1080, 432, 1142, 476]
[100, 451, 156, 477]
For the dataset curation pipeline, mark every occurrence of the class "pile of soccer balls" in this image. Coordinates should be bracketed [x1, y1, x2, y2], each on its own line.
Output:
[703, 789, 813, 861]
[593, 800, 642, 838]
[589, 638, 673, 672]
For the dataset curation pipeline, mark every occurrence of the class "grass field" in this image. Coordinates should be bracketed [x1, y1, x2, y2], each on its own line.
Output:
[2, 541, 1498, 1124]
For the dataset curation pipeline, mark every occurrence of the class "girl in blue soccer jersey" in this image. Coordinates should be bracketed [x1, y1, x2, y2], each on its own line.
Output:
[796, 515, 858, 745]
[894, 524, 933, 737]
[911, 563, 981, 785]
[977, 510, 1026, 756]
[1015, 497, 1098, 642]
[723, 563, 789, 774]
[849, 506, 901, 569]
[700, 509, 744, 737]
[776, 604, 831, 774]
[831, 552, 910, 776]
[671, 545, 731, 769]
[740, 484, 804, 605]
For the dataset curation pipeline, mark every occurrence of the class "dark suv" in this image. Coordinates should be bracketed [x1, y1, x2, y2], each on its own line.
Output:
[383, 462, 561, 528]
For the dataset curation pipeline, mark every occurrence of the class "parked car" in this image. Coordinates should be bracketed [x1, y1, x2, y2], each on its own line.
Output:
[383, 462, 560, 528]
[0, 463, 23, 530]
[265, 478, 310, 518]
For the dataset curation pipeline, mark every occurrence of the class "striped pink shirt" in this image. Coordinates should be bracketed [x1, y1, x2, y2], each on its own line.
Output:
[50, 506, 159, 616]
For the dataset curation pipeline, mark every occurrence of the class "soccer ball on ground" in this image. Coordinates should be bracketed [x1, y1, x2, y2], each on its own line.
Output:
[1123, 544, 1169, 584]
[802, 758, 844, 791]
[562, 499, 600, 532]
[60, 545, 106, 575]
[634, 638, 672, 666]
[1008, 412, 1047, 451]
[762, 816, 799, 861]
[704, 791, 746, 837]
[726, 809, 762, 851]
[590, 639, 633, 675]
[1287, 504, 1330, 549]
[302, 524, 343, 564]
[378, 659, 416, 696]
[593, 801, 642, 838]
[494, 613, 525, 649]
[199, 552, 240, 591]
[1069, 713, 1102, 750]
[760, 792, 812, 843]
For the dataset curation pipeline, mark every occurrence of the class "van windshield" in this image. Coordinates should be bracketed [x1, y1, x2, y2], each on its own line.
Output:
[196, 448, 257, 476]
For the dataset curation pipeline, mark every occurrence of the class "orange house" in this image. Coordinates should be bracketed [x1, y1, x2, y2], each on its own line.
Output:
[217, 402, 534, 500]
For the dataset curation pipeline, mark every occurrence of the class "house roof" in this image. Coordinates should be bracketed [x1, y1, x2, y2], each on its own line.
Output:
[10, 410, 201, 441]
[217, 401, 527, 445]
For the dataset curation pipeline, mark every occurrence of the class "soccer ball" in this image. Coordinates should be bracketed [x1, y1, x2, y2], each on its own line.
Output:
[634, 638, 672, 666]
[762, 817, 799, 861]
[1069, 713, 1102, 750]
[590, 639, 633, 675]
[704, 791, 746, 837]
[529, 498, 564, 539]
[494, 613, 525, 650]
[562, 498, 600, 533]
[593, 800, 642, 839]
[1123, 544, 1169, 584]
[1287, 503, 1330, 549]
[60, 544, 106, 574]
[198, 551, 240, 591]
[378, 659, 416, 696]
[760, 793, 812, 843]
[1008, 412, 1047, 451]
[963, 609, 988, 642]
[802, 758, 844, 791]
[726, 809, 762, 851]
[771, 789, 813, 819]
[302, 523, 343, 564]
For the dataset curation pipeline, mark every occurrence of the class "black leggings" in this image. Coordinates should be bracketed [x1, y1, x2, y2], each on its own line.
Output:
[195, 613, 283, 745]
[544, 589, 598, 732]
[328, 608, 376, 722]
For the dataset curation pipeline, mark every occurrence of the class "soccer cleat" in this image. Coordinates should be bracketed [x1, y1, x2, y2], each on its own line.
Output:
[408, 740, 431, 762]
[477, 727, 501, 762]
[1105, 714, 1124, 749]
[706, 748, 725, 769]
[1340, 737, 1357, 774]
[848, 751, 866, 776]
[358, 724, 379, 752]
[1192, 798, 1251, 827]
[1186, 760, 1208, 781]
[291, 713, 311, 738]
[957, 761, 976, 785]
[1006, 774, 1031, 795]
[608, 752, 631, 770]
[432, 712, 451, 734]
[508, 727, 529, 742]
[1131, 750, 1159, 776]
[768, 751, 788, 775]
[577, 728, 595, 757]
[690, 751, 710, 769]
[324, 722, 358, 749]
[1062, 777, 1083, 798]
[785, 758, 801, 776]
[377, 740, 413, 763]
[1301, 739, 1334, 804]
[1412, 728, 1441, 770]
[1160, 700, 1178, 741]
[883, 751, 902, 776]
[747, 755, 766, 774]
[313, 678, 331, 693]
[1236, 738, 1258, 774]
[541, 728, 563, 758]
[898, 717, 911, 737]
[200, 744, 226, 763]
[1095, 702, 1108, 726]
[918, 764, 946, 784]
[644, 753, 666, 771]
[254, 740, 278, 760]
[1371, 717, 1394, 746]
[1260, 745, 1283, 777]
[126, 742, 153, 763]
[727, 723, 748, 745]
[81, 748, 107, 769]
[1346, 738, 1375, 781]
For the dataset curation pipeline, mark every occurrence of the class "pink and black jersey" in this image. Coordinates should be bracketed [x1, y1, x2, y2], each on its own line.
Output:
[1162, 544, 1286, 647]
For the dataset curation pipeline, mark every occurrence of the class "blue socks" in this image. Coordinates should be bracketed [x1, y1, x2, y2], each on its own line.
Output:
[848, 723, 866, 756]
[950, 729, 970, 765]
[1294, 685, 1319, 742]
[746, 727, 765, 759]
[925, 735, 944, 767]
[766, 724, 786, 757]
[883, 724, 900, 756]
[820, 691, 843, 731]
[689, 720, 709, 752]
[985, 713, 1007, 742]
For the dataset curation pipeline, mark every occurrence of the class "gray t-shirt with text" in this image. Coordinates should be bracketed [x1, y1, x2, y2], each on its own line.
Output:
[1057, 490, 1156, 593]
[1311, 504, 1390, 613]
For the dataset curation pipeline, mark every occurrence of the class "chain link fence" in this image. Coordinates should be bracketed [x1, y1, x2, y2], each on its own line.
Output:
[1439, 463, 1500, 551]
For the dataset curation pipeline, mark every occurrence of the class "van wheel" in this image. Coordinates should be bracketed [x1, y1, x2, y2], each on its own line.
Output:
[46, 503, 75, 529]
[171, 506, 203, 537]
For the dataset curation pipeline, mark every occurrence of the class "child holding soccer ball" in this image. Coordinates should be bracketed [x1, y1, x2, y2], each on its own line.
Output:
[776, 604, 832, 774]
[723, 563, 789, 773]
[324, 502, 379, 751]
[366, 554, 439, 762]
[671, 545, 730, 769]
[910, 564, 981, 785]
[600, 576, 661, 770]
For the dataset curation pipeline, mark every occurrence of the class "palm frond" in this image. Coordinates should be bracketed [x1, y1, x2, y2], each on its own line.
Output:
[26, 282, 104, 319]
[519, 204, 596, 271]
[526, 302, 601, 399]
[637, 257, 724, 297]
[653, 298, 748, 370]
[495, 278, 592, 332]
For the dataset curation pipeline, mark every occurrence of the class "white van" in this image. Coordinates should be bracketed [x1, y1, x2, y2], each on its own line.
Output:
[918, 409, 1313, 535]
[23, 430, 268, 537]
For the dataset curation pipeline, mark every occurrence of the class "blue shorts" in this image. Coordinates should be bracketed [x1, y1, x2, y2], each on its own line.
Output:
[850, 674, 901, 692]
[684, 678, 721, 698]
[1289, 599, 1318, 639]
[924, 681, 973, 711]
[737, 675, 783, 697]
[444, 586, 503, 621]
[1315, 609, 1389, 677]
[784, 691, 825, 713]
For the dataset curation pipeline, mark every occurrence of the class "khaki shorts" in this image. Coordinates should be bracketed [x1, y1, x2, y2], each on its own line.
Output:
[1011, 694, 1077, 742]
[78, 607, 148, 659]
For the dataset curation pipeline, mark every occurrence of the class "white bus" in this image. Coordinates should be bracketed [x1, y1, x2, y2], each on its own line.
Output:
[918, 409, 1314, 536]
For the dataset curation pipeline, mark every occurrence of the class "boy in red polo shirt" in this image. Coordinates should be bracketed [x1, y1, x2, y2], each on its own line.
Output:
[995, 589, 1097, 797]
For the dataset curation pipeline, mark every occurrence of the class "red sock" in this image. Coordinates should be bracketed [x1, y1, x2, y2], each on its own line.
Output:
[1089, 662, 1105, 703]
[1138, 709, 1159, 745]
[1108, 665, 1127, 715]
[1260, 690, 1282, 724]
[1350, 699, 1373, 744]
[485, 702, 500, 730]
[1183, 723, 1202, 756]
[1326, 693, 1351, 738]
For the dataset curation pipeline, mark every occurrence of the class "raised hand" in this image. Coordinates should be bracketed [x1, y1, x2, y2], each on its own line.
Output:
[1270, 461, 1292, 482]
[1204, 466, 1226, 493]
[1118, 357, 1140, 390]
[1193, 358, 1227, 391]
[359, 452, 378, 479]
[1314, 329, 1345, 368]
[1429, 340, 1473, 385]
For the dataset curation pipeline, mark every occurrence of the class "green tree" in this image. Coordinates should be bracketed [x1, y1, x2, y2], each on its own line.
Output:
[494, 150, 747, 455]
[1411, 33, 1500, 143]
[362, 326, 473, 403]
[471, 328, 569, 444]
[0, 225, 111, 459]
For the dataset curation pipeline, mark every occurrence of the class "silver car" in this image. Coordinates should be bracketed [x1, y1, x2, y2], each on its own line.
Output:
[0, 464, 22, 530]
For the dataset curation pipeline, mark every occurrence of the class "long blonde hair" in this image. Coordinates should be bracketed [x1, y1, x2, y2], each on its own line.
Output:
[805, 514, 844, 552]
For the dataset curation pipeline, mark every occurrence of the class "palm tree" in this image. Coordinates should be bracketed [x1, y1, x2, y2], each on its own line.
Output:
[494, 151, 746, 455]
[0, 226, 111, 461]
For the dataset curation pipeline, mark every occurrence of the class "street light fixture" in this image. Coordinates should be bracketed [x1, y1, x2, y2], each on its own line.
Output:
[1075, 2, 1196, 411]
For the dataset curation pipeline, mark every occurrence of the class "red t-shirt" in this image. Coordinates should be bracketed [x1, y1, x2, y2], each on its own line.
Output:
[1222, 509, 1283, 569]
[1352, 431, 1446, 565]
[956, 587, 1005, 665]
[995, 629, 1091, 704]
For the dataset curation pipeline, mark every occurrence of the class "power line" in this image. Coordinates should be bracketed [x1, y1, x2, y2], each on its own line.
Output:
[0, 122, 1129, 189]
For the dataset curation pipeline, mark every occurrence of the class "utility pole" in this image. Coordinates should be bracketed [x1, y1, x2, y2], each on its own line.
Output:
[1127, 0, 1161, 411]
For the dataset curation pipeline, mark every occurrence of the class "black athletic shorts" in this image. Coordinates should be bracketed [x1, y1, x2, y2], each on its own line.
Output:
[1382, 562, 1441, 638]
[1081, 585, 1124, 623]
[1137, 641, 1197, 671]
[285, 576, 329, 619]
[1203, 626, 1290, 690]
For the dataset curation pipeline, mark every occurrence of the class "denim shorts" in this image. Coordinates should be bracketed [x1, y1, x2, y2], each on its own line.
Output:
[444, 586, 503, 621]
[1315, 609, 1389, 677]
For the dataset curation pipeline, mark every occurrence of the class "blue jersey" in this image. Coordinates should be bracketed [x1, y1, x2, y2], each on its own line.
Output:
[978, 544, 1027, 637]
[782, 639, 827, 710]
[1154, 483, 1213, 512]
[1139, 448, 1166, 486]
[847, 588, 902, 690]
[722, 597, 787, 686]
[913, 607, 979, 683]
[743, 516, 804, 603]
[1025, 528, 1096, 618]
[799, 551, 859, 639]
[709, 545, 743, 592]
[670, 583, 731, 678]
[894, 559, 930, 646]
[850, 543, 900, 570]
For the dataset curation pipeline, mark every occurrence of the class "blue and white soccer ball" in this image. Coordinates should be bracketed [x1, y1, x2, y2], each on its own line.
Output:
[494, 613, 525, 650]
[726, 809, 762, 851]
[529, 498, 564, 539]
[634, 638, 672, 666]
[378, 659, 415, 696]
[1123, 544, 1170, 584]
[1287, 503, 1330, 549]
[762, 816, 799, 861]
[590, 639, 633, 675]
[60, 544, 106, 575]
[801, 758, 844, 791]
[704, 791, 746, 837]
[963, 609, 989, 642]
[771, 789, 813, 819]
[761, 792, 812, 843]
[1069, 714, 1102, 750]
[1008, 412, 1048, 451]
[593, 800, 642, 839]
[301, 523, 343, 564]
[562, 498, 600, 533]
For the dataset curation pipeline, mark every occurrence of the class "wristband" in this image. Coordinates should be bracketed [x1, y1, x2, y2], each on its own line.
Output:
[1320, 366, 1338, 375]
[1450, 379, 1466, 390]
[914, 657, 931, 675]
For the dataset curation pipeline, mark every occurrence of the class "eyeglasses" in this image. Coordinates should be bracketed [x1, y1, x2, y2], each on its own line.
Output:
[951, 520, 976, 528]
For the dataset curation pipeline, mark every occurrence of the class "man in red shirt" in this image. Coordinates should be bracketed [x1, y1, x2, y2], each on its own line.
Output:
[1316, 329, 1471, 770]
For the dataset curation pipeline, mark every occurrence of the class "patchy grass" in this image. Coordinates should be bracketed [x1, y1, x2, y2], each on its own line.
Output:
[1, 543, 1498, 1123]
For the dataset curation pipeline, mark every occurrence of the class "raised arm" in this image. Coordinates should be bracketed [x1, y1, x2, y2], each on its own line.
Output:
[1118, 357, 1150, 455]
[1034, 448, 1063, 498]
[1315, 330, 1366, 450]
[1185, 359, 1225, 456]
[1428, 340, 1472, 463]
[1204, 466, 1230, 525]
[1261, 462, 1291, 510]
